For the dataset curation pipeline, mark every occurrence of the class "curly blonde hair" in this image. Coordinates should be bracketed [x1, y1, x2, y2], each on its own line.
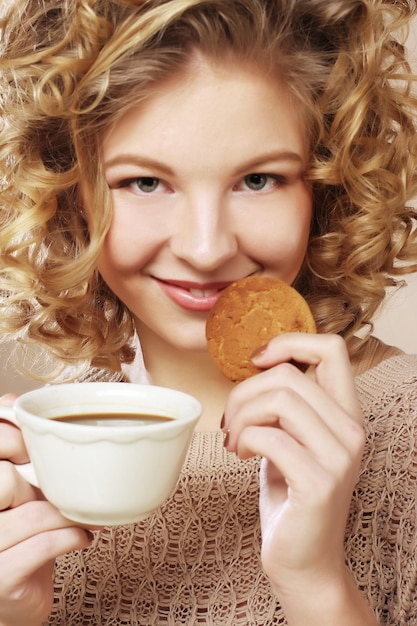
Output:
[1, 0, 417, 377]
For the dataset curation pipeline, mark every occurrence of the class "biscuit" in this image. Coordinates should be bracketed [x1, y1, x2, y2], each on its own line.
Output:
[206, 276, 316, 382]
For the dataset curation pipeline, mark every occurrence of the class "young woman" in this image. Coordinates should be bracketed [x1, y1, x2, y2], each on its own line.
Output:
[1, 1, 417, 624]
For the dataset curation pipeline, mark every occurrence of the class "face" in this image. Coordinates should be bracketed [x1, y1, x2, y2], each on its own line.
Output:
[97, 56, 312, 354]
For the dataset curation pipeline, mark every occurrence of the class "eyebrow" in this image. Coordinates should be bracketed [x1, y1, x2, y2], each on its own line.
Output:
[104, 155, 175, 177]
[103, 149, 305, 176]
[233, 150, 305, 175]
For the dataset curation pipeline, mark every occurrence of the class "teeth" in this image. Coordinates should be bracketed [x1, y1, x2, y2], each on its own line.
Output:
[188, 288, 219, 297]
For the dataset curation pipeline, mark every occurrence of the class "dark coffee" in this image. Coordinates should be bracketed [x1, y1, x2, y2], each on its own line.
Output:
[51, 413, 174, 427]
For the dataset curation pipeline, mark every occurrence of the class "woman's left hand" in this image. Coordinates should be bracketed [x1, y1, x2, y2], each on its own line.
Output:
[222, 332, 365, 600]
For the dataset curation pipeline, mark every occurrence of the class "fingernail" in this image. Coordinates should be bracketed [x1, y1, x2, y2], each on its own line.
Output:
[250, 344, 268, 361]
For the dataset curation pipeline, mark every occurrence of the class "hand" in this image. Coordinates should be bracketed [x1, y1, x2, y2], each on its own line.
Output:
[0, 394, 92, 626]
[223, 334, 375, 624]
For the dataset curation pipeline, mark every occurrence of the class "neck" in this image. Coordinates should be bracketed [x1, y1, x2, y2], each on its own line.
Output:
[136, 324, 234, 431]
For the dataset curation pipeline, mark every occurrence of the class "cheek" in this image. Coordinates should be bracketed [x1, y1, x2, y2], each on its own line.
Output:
[243, 193, 312, 270]
[251, 227, 309, 276]
[97, 214, 160, 276]
[96, 231, 147, 308]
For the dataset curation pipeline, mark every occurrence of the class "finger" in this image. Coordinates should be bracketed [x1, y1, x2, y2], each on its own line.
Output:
[0, 461, 39, 510]
[238, 424, 328, 498]
[0, 560, 56, 626]
[237, 425, 360, 509]
[226, 383, 363, 475]
[0, 525, 92, 588]
[251, 333, 362, 424]
[0, 393, 18, 407]
[0, 422, 29, 464]
[225, 362, 364, 453]
[0, 500, 90, 552]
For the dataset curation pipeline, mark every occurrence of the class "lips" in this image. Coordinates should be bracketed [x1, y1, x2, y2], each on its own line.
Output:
[188, 287, 220, 298]
[154, 278, 232, 312]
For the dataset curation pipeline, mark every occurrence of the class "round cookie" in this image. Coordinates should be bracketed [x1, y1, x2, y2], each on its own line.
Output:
[206, 276, 316, 382]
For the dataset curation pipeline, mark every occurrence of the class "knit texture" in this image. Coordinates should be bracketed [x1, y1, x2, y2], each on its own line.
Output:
[45, 352, 417, 625]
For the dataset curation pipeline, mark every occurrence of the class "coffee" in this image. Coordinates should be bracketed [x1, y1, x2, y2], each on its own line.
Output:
[52, 413, 173, 427]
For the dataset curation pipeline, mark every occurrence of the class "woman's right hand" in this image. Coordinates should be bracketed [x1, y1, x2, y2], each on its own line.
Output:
[0, 394, 92, 626]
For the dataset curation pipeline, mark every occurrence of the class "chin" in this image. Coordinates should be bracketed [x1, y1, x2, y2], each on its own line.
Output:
[175, 339, 209, 354]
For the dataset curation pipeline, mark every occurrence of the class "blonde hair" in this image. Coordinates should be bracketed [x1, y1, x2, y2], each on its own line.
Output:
[1, 0, 417, 377]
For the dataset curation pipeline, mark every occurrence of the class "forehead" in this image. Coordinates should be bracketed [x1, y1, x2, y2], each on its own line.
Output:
[101, 55, 308, 165]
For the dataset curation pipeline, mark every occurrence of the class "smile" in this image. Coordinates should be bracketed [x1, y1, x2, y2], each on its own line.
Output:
[188, 288, 220, 298]
[155, 278, 231, 312]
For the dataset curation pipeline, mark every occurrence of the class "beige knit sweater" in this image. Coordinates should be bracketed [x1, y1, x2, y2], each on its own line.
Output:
[45, 348, 417, 625]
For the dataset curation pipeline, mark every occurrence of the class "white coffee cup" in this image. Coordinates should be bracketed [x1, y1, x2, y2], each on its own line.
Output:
[0, 383, 201, 526]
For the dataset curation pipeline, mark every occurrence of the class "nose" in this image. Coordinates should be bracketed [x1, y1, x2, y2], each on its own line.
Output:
[169, 192, 238, 271]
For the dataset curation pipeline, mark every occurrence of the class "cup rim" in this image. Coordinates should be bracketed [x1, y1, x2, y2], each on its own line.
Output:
[13, 382, 202, 442]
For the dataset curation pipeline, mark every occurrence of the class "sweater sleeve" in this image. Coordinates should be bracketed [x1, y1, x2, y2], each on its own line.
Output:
[349, 355, 417, 625]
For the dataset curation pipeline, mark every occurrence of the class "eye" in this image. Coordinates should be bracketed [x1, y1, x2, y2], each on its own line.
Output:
[245, 173, 269, 191]
[136, 177, 159, 192]
[234, 173, 287, 192]
[116, 177, 166, 194]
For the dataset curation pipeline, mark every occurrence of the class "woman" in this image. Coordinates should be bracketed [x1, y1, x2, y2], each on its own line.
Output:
[1, 1, 417, 624]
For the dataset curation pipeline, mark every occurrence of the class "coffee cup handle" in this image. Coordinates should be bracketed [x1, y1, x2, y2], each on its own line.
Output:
[0, 406, 39, 487]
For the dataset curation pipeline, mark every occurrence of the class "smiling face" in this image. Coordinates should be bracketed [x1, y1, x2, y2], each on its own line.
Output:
[97, 55, 312, 356]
